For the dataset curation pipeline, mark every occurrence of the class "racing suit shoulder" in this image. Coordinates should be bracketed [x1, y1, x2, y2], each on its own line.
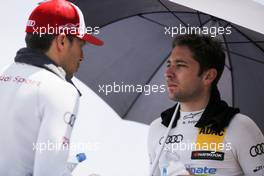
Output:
[226, 113, 264, 175]
[38, 75, 78, 98]
[148, 118, 164, 145]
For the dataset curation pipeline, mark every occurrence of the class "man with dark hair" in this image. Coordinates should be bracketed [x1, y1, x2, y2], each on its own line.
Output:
[0, 0, 103, 175]
[148, 34, 264, 176]
[25, 34, 75, 53]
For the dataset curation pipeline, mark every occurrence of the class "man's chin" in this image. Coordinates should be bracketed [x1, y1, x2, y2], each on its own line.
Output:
[168, 93, 178, 101]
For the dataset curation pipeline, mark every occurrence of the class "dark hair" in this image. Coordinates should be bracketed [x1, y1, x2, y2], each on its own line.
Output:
[25, 33, 75, 52]
[172, 34, 225, 86]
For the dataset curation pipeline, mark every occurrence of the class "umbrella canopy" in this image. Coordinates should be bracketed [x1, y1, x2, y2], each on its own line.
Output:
[74, 0, 264, 132]
[71, 0, 194, 27]
[169, 0, 264, 34]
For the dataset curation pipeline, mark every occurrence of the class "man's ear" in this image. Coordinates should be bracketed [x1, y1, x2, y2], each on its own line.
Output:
[203, 68, 217, 86]
[55, 34, 67, 51]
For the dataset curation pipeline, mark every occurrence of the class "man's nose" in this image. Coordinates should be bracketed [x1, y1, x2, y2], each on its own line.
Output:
[165, 66, 174, 79]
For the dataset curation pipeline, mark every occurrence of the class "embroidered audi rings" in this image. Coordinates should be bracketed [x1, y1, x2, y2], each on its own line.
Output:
[250, 143, 264, 157]
[159, 134, 184, 144]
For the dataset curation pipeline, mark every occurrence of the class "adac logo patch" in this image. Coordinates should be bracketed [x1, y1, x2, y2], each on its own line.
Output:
[196, 127, 226, 152]
[199, 127, 225, 136]
[191, 126, 227, 160]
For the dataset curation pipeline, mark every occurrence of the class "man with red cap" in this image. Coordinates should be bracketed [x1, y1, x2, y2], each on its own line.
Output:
[0, 0, 103, 175]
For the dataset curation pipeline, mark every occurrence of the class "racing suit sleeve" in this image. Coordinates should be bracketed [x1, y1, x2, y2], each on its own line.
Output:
[229, 115, 264, 176]
[33, 83, 80, 176]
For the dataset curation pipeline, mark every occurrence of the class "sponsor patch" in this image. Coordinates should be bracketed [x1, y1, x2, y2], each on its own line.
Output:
[196, 126, 226, 151]
[185, 165, 217, 175]
[191, 151, 224, 161]
[159, 134, 183, 145]
[250, 143, 264, 157]
[253, 165, 264, 173]
[0, 74, 41, 86]
[64, 112, 76, 128]
[191, 126, 227, 161]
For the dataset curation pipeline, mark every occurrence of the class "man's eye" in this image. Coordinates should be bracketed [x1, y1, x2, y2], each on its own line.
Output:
[176, 64, 186, 67]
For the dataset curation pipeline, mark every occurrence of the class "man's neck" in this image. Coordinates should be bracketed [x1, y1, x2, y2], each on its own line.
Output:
[180, 91, 210, 112]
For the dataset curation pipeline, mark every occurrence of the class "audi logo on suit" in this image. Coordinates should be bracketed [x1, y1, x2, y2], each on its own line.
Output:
[250, 143, 264, 157]
[159, 134, 184, 144]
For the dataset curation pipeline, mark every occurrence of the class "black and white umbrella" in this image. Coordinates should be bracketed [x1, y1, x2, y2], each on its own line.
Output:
[73, 0, 264, 132]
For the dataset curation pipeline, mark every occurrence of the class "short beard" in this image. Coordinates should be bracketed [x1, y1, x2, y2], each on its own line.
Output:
[169, 86, 204, 103]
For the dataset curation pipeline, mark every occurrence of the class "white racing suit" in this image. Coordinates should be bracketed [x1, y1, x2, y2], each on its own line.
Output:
[148, 92, 264, 176]
[0, 48, 81, 176]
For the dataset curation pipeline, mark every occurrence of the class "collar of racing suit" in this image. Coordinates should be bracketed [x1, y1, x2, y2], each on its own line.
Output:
[14, 47, 82, 96]
[161, 86, 240, 131]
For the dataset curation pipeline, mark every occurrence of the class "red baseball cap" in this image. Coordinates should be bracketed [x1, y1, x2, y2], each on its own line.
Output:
[26, 0, 103, 46]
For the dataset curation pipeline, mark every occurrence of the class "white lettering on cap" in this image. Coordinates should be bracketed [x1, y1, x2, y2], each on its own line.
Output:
[27, 20, 36, 27]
